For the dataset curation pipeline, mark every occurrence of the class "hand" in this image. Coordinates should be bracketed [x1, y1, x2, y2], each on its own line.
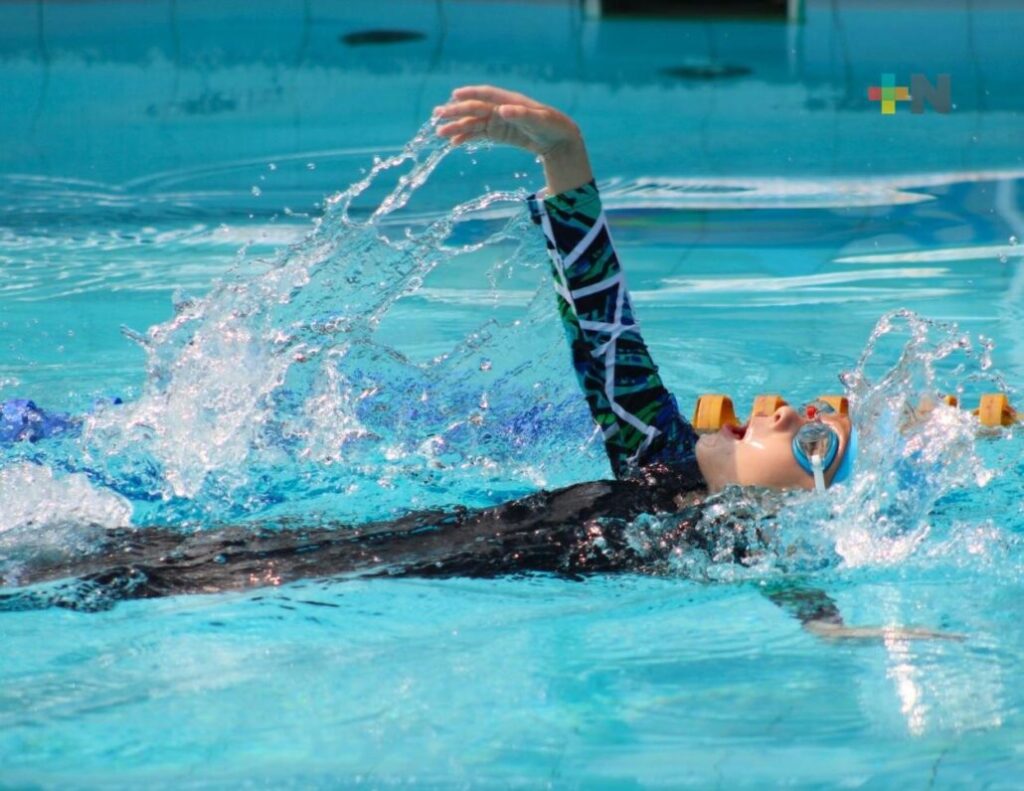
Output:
[433, 85, 594, 196]
[434, 85, 579, 155]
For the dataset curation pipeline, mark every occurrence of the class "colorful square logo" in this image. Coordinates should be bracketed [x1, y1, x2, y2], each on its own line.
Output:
[868, 74, 911, 115]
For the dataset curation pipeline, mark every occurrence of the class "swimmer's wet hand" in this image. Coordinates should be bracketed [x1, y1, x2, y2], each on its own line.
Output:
[434, 85, 594, 195]
[433, 85, 576, 154]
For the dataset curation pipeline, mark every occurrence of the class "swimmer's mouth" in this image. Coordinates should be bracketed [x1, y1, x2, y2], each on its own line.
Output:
[723, 423, 748, 440]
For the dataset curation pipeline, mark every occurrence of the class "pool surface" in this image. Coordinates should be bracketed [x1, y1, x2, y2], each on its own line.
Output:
[2, 1, 1023, 787]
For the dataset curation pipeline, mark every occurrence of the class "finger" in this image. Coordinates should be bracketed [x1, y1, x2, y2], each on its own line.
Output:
[435, 117, 485, 139]
[432, 99, 493, 121]
[451, 85, 545, 109]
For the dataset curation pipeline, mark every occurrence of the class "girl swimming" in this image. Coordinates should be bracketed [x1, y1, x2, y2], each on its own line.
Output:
[6, 86, 960, 641]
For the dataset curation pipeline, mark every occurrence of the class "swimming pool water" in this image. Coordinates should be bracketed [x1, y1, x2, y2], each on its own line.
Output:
[2, 1, 1023, 787]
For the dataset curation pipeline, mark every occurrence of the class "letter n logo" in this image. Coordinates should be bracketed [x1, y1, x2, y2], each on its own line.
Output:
[910, 74, 951, 114]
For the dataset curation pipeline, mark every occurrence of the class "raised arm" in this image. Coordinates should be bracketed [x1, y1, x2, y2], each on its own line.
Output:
[434, 86, 700, 479]
[526, 180, 699, 477]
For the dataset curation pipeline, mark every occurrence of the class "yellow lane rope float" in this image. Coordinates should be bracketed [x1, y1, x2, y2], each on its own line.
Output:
[691, 393, 1018, 433]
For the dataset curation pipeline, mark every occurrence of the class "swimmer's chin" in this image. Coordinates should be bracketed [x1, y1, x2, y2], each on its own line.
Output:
[695, 433, 733, 493]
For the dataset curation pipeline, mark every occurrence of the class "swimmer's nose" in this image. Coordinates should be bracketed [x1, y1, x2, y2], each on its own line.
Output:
[770, 405, 803, 432]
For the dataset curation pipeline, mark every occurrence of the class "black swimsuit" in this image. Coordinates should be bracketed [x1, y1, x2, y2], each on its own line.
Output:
[4, 463, 732, 611]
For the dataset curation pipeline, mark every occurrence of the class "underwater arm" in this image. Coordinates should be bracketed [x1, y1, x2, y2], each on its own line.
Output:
[762, 580, 964, 642]
[762, 580, 845, 631]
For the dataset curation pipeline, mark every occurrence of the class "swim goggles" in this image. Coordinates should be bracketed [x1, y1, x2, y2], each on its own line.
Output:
[791, 400, 856, 492]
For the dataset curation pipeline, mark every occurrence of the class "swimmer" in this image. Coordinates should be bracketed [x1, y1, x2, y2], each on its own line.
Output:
[0, 86, 956, 640]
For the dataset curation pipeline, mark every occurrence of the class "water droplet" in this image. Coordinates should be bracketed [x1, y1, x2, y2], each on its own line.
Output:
[268, 162, 277, 171]
[251, 185, 262, 197]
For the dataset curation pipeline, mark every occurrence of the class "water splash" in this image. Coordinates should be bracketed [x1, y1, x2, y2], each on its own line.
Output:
[0, 463, 132, 537]
[0, 463, 132, 586]
[774, 310, 1014, 570]
[49, 121, 599, 527]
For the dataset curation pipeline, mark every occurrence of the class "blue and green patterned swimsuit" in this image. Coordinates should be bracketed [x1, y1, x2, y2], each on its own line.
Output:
[527, 180, 704, 484]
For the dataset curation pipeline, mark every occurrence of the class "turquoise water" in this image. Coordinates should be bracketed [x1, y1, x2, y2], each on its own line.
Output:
[2, 0, 1024, 786]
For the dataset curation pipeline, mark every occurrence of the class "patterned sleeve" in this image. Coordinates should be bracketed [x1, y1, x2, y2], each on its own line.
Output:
[526, 179, 701, 479]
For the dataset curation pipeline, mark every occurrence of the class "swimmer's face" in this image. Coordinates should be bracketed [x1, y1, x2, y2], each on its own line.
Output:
[695, 406, 852, 492]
